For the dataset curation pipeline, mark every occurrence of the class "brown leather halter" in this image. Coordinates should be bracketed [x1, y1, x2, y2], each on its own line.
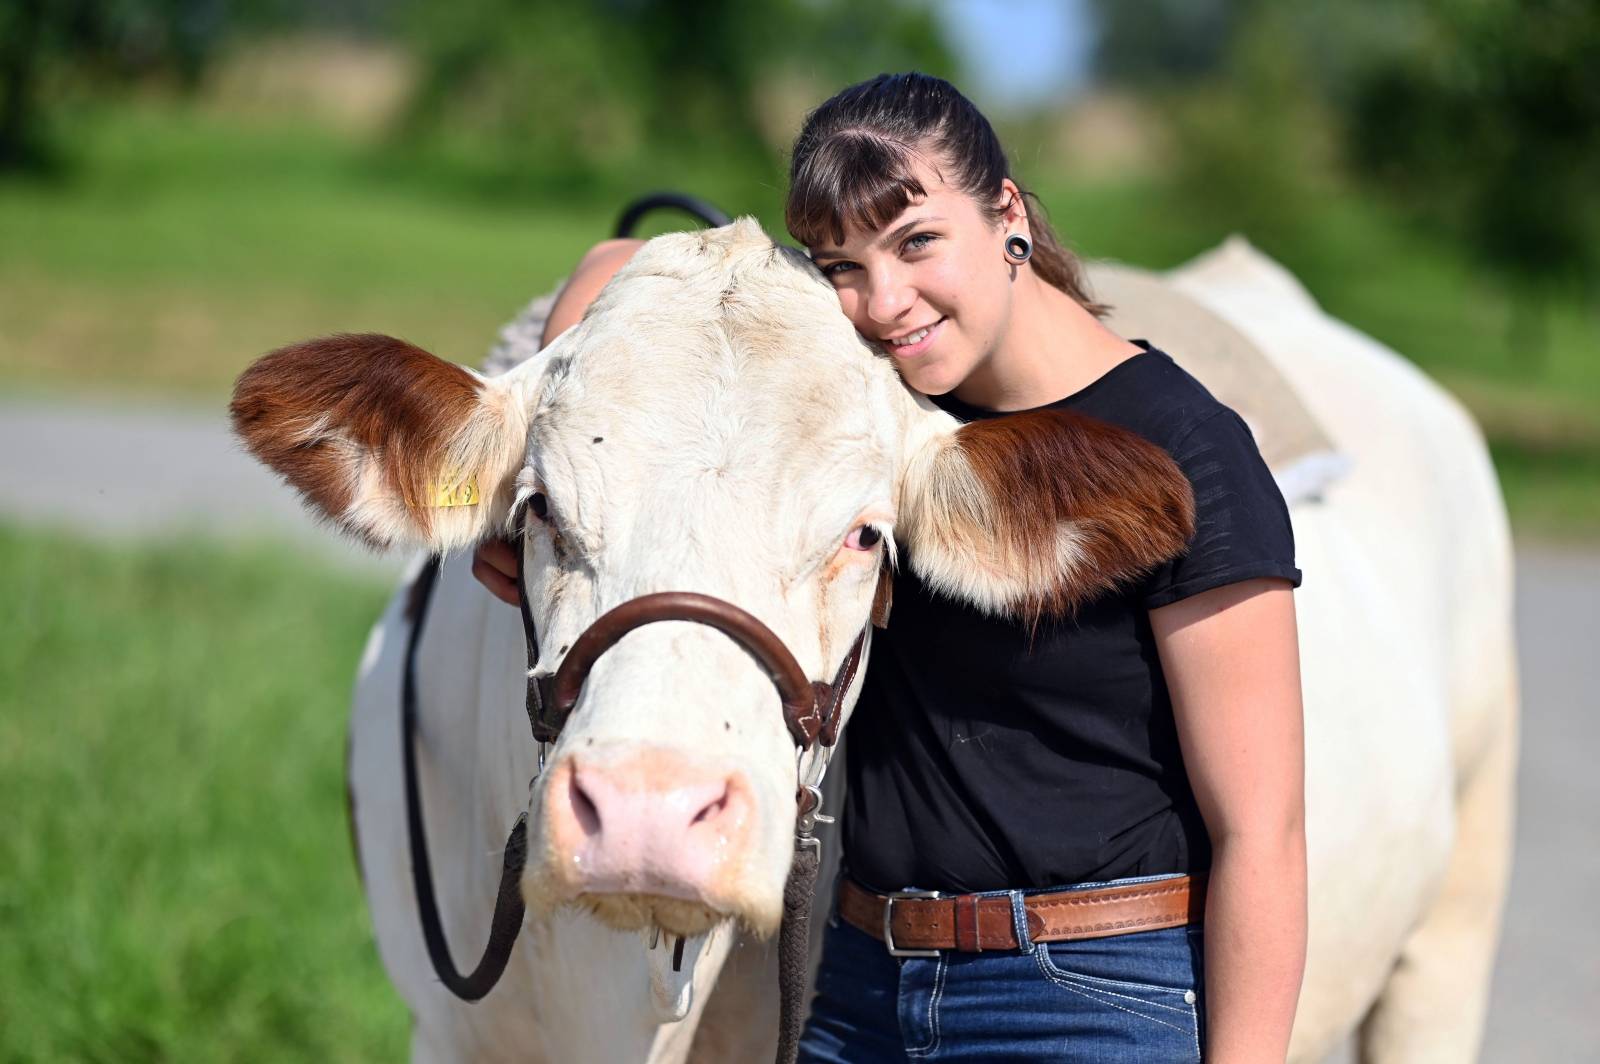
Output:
[402, 501, 867, 1063]
[549, 590, 863, 751]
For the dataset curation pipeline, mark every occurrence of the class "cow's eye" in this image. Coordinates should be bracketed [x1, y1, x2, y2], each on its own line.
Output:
[844, 525, 882, 551]
[529, 492, 550, 522]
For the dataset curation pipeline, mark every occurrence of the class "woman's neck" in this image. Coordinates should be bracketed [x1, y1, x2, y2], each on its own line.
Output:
[952, 270, 1141, 412]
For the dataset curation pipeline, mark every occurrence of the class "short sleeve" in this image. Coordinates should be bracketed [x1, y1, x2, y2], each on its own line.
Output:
[1141, 409, 1301, 609]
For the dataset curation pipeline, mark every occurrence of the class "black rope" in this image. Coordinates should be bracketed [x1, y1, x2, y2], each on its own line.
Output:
[775, 841, 821, 1064]
[613, 192, 733, 238]
[402, 554, 529, 1001]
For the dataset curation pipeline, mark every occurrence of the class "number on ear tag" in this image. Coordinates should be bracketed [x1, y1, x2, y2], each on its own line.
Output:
[424, 476, 479, 508]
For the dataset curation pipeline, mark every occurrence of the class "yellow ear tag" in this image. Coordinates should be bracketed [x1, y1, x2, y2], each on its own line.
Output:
[424, 476, 480, 508]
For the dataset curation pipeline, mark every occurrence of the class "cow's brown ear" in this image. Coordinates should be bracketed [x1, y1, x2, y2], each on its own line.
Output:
[898, 409, 1195, 621]
[230, 333, 536, 551]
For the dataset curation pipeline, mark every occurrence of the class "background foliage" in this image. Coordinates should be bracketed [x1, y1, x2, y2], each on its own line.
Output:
[1092, 0, 1600, 355]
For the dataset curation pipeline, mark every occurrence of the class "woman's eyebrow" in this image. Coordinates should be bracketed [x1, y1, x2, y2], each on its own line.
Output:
[810, 215, 946, 261]
[878, 216, 944, 249]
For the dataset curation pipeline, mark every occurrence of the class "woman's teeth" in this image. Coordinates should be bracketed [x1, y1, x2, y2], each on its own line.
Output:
[890, 320, 941, 346]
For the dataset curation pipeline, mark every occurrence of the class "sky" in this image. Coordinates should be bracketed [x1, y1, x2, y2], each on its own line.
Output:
[935, 0, 1096, 111]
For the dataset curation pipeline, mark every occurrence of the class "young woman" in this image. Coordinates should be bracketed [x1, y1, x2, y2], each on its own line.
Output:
[475, 73, 1306, 1063]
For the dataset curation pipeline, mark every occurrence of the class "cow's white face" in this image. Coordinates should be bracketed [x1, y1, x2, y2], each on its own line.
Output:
[512, 226, 911, 940]
[231, 218, 1194, 989]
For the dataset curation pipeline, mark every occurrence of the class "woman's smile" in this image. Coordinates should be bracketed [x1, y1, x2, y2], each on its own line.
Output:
[881, 315, 946, 359]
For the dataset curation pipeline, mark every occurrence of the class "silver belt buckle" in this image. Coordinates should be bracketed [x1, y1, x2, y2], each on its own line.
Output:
[883, 889, 941, 958]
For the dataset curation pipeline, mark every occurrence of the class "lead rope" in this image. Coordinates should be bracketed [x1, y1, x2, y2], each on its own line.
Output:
[402, 554, 530, 1000]
[776, 834, 821, 1064]
[774, 629, 860, 1064]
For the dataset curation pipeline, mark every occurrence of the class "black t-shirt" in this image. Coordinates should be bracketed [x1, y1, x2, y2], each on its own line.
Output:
[842, 342, 1301, 894]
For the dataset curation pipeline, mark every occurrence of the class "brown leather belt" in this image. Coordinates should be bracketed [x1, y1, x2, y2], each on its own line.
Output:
[838, 874, 1206, 957]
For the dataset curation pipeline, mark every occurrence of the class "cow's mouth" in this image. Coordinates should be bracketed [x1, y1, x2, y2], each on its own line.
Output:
[575, 892, 725, 938]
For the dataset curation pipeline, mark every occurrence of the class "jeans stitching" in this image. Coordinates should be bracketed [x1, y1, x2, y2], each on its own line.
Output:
[1043, 970, 1194, 1018]
[1032, 949, 1195, 1034]
[905, 956, 947, 1058]
[1187, 927, 1205, 1060]
[1036, 957, 1197, 1004]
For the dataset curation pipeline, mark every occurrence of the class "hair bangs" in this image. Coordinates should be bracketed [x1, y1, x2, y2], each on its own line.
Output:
[786, 131, 927, 251]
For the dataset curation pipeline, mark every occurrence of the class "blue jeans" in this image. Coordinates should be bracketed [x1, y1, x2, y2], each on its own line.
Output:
[798, 876, 1206, 1063]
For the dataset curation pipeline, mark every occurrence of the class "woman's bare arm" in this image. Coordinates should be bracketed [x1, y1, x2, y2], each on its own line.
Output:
[1152, 578, 1306, 1063]
[536, 238, 644, 346]
[471, 238, 644, 605]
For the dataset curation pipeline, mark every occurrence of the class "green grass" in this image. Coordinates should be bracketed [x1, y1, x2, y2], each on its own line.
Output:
[0, 106, 640, 400]
[0, 524, 407, 1062]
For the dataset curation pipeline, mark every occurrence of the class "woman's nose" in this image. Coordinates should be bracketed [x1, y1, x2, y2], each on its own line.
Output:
[864, 265, 912, 325]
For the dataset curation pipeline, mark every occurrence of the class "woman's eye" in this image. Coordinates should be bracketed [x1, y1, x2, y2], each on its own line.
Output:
[529, 492, 550, 522]
[821, 260, 857, 278]
[844, 525, 883, 551]
[903, 233, 935, 254]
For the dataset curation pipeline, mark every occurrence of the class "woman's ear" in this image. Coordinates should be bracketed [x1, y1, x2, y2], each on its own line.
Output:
[998, 178, 1029, 233]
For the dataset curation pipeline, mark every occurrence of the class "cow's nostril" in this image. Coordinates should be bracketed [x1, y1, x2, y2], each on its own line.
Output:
[569, 772, 601, 836]
[690, 783, 731, 826]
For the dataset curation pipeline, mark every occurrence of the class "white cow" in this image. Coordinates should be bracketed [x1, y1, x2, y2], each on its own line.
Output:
[232, 220, 1516, 1063]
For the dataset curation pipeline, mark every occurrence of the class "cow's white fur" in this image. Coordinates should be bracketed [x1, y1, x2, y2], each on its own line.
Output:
[317, 222, 1516, 1063]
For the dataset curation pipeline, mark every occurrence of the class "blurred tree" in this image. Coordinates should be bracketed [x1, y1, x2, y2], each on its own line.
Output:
[0, 0, 232, 172]
[395, 0, 955, 191]
[1089, 0, 1337, 252]
[1343, 0, 1600, 355]
[0, 0, 49, 170]
[399, 0, 651, 178]
[1089, 0, 1239, 88]
[0, 0, 414, 174]
[1089, 0, 1600, 357]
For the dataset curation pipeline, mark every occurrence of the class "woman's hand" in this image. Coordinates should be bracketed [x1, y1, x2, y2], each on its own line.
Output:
[472, 538, 521, 607]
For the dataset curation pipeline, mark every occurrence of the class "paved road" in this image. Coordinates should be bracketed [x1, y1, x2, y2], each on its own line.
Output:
[5, 397, 1595, 1059]
[4, 396, 398, 574]
[1482, 546, 1600, 1062]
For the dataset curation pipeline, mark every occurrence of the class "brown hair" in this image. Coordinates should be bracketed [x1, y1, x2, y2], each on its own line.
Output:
[786, 73, 1105, 316]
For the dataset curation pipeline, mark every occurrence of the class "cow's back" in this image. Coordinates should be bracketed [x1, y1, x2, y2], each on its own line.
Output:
[1168, 241, 1516, 1060]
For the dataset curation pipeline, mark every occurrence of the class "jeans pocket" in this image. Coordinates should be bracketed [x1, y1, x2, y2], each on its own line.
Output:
[898, 954, 948, 1058]
[1033, 931, 1203, 1060]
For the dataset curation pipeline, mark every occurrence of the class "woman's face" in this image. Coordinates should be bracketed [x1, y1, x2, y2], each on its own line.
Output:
[806, 158, 1023, 397]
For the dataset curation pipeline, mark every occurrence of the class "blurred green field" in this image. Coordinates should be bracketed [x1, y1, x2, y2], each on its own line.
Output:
[1, 103, 1596, 536]
[0, 523, 406, 1062]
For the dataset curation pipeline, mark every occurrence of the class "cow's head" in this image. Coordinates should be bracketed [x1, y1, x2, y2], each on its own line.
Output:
[232, 218, 1192, 960]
